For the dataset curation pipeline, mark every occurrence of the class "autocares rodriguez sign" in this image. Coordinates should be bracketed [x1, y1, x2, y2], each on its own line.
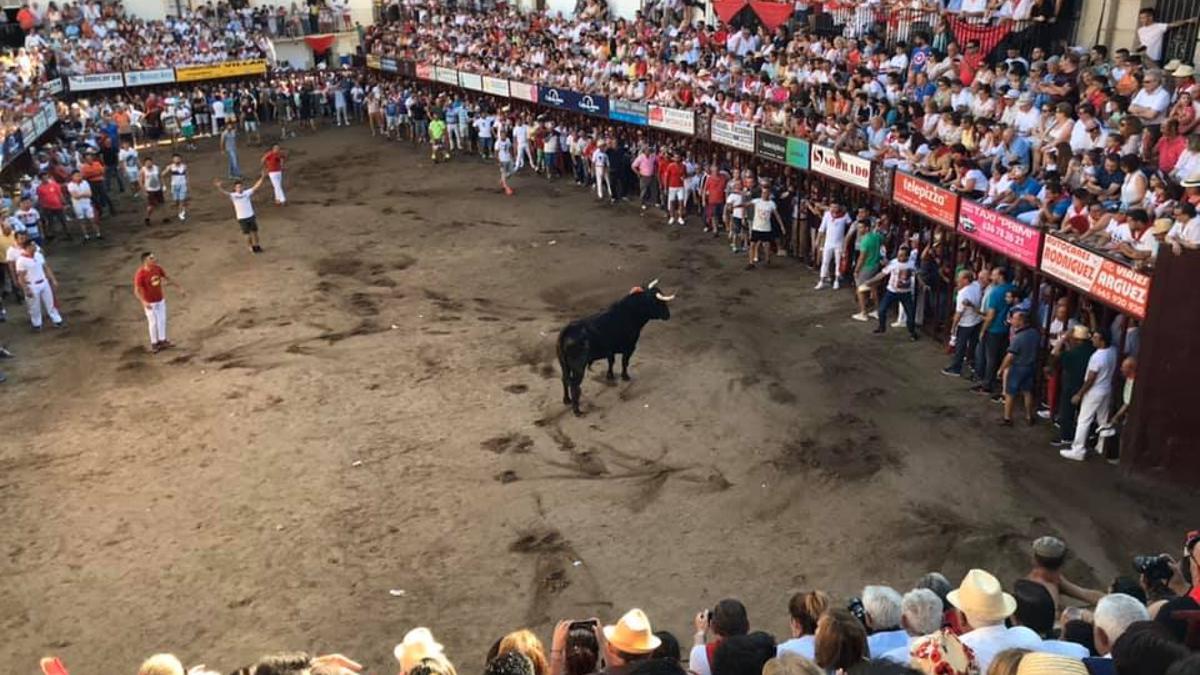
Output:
[810, 145, 871, 189]
[957, 200, 1042, 269]
[1040, 235, 1151, 319]
[892, 172, 959, 228]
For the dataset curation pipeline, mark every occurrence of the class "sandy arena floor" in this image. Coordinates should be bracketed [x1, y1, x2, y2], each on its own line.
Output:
[0, 126, 1192, 673]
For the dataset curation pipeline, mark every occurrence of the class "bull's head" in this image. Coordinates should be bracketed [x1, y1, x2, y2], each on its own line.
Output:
[642, 278, 674, 321]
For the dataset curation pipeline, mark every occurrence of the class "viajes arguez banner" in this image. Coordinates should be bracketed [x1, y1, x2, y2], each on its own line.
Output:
[1040, 235, 1150, 319]
[174, 59, 267, 82]
[809, 145, 871, 189]
[482, 76, 509, 97]
[892, 171, 959, 227]
[710, 118, 754, 152]
[124, 68, 175, 86]
[67, 72, 124, 91]
[957, 199, 1042, 269]
[537, 86, 609, 117]
[509, 81, 537, 103]
[458, 71, 483, 91]
[610, 99, 648, 126]
[755, 129, 787, 164]
[647, 105, 695, 136]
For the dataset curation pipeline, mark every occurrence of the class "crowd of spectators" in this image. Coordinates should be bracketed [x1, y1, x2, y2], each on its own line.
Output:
[35, 532, 1200, 675]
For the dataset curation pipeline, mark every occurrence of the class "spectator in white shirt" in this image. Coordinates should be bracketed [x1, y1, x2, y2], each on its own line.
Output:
[863, 586, 907, 658]
[1093, 594, 1150, 657]
[1167, 203, 1200, 252]
[777, 591, 829, 661]
[1060, 329, 1118, 461]
[947, 569, 1042, 672]
[689, 599, 749, 675]
[1128, 71, 1172, 127]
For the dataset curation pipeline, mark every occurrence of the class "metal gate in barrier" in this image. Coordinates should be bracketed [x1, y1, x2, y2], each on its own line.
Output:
[1156, 0, 1200, 63]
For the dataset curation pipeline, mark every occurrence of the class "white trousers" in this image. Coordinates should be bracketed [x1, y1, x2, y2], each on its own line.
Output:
[27, 281, 62, 328]
[595, 167, 611, 199]
[144, 300, 167, 345]
[269, 171, 286, 204]
[515, 143, 530, 168]
[1071, 388, 1112, 452]
[448, 125, 463, 150]
[819, 246, 844, 282]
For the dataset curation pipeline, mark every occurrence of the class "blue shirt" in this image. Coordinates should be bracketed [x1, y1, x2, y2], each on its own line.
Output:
[985, 283, 1015, 334]
[1002, 137, 1033, 169]
[913, 82, 936, 104]
[1008, 326, 1040, 367]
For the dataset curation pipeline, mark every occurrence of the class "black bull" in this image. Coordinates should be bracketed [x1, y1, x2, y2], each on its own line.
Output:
[556, 280, 675, 415]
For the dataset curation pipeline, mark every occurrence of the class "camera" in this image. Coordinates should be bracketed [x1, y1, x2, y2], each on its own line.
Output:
[1132, 554, 1174, 582]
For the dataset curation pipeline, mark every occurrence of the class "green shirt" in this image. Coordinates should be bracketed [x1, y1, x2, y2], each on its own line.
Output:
[1061, 342, 1096, 393]
[858, 231, 884, 271]
[429, 119, 446, 141]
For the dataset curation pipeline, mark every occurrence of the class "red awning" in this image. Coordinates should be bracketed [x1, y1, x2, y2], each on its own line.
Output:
[305, 34, 336, 55]
[712, 0, 748, 24]
[749, 1, 793, 32]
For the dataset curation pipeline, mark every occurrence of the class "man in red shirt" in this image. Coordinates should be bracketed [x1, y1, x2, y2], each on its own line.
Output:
[701, 164, 727, 235]
[35, 172, 70, 242]
[133, 252, 185, 352]
[663, 152, 687, 225]
[261, 144, 288, 205]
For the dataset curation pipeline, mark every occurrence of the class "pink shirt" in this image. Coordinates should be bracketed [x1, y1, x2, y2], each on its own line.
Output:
[632, 153, 657, 177]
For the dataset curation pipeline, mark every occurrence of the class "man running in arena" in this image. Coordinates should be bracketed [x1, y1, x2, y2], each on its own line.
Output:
[214, 175, 267, 254]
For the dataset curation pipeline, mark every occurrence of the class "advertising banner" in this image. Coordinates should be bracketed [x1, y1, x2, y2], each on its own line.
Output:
[482, 76, 509, 97]
[956, 200, 1042, 269]
[435, 66, 458, 85]
[123, 68, 175, 87]
[415, 63, 433, 79]
[458, 71, 483, 91]
[175, 58, 267, 82]
[537, 86, 609, 117]
[45, 78, 64, 95]
[1040, 235, 1151, 319]
[892, 172, 959, 227]
[710, 118, 755, 152]
[609, 99, 648, 126]
[755, 129, 787, 164]
[810, 145, 871, 189]
[509, 81, 538, 103]
[366, 55, 381, 70]
[32, 109, 46, 137]
[380, 57, 398, 73]
[67, 72, 124, 91]
[785, 136, 809, 170]
[647, 105, 695, 136]
[20, 117, 34, 141]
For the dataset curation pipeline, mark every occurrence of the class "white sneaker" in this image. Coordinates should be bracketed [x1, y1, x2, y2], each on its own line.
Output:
[833, 280, 841, 290]
[1059, 448, 1087, 461]
[892, 319, 904, 328]
[179, 211, 186, 221]
[851, 313, 868, 322]
[868, 311, 879, 319]
[814, 281, 826, 290]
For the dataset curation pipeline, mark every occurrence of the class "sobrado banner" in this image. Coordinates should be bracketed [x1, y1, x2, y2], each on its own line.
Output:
[1040, 235, 1150, 319]
[175, 59, 267, 82]
[647, 105, 695, 136]
[509, 81, 538, 103]
[124, 68, 175, 87]
[809, 145, 871, 189]
[710, 118, 754, 152]
[435, 66, 458, 85]
[67, 72, 124, 91]
[609, 99, 648, 126]
[892, 172, 959, 228]
[957, 200, 1042, 269]
[537, 86, 609, 117]
[755, 129, 787, 164]
[482, 76, 509, 97]
[458, 71, 483, 91]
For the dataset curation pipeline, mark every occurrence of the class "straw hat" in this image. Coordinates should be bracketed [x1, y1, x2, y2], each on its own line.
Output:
[909, 630, 979, 675]
[394, 628, 445, 673]
[603, 609, 661, 654]
[1175, 65, 1196, 78]
[1070, 324, 1092, 340]
[947, 569, 1017, 623]
[1015, 653, 1088, 675]
[1152, 218, 1173, 235]
[1183, 172, 1200, 188]
[1164, 59, 1184, 72]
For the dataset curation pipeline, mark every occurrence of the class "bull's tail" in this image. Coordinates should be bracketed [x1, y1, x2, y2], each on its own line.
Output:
[557, 329, 588, 414]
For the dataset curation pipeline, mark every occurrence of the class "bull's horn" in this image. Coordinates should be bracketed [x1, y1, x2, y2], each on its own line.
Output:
[656, 292, 675, 302]
[647, 278, 659, 289]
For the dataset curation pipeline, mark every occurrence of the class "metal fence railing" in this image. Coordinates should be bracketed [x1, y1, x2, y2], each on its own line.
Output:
[1156, 0, 1200, 64]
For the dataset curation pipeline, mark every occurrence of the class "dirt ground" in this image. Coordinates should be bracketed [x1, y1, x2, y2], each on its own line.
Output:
[0, 126, 1193, 673]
